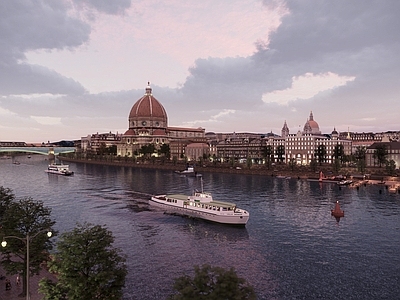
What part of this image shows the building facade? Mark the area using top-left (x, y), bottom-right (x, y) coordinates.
top-left (263, 112), bottom-right (352, 165)
top-left (117, 83), bottom-right (206, 159)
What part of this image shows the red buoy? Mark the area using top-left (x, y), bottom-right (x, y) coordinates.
top-left (331, 201), bottom-right (344, 220)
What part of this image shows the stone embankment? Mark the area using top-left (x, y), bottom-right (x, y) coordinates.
top-left (58, 157), bottom-right (400, 185)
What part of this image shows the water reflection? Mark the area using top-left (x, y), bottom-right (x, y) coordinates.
top-left (0, 159), bottom-right (399, 299)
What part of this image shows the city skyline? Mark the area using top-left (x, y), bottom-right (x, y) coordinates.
top-left (1, 0), bottom-right (399, 143)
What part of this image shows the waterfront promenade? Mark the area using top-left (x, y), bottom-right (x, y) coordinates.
top-left (58, 156), bottom-right (400, 185)
top-left (0, 260), bottom-right (56, 300)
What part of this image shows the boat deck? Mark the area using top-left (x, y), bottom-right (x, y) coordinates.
top-left (165, 194), bottom-right (236, 208)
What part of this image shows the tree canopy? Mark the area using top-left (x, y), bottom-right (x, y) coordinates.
top-left (373, 144), bottom-right (388, 167)
top-left (40, 222), bottom-right (127, 300)
top-left (168, 264), bottom-right (256, 300)
top-left (0, 195), bottom-right (56, 296)
top-left (314, 145), bottom-right (327, 165)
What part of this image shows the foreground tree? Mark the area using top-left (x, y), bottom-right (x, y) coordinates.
top-left (40, 222), bottom-right (127, 300)
top-left (0, 197), bottom-right (56, 297)
top-left (168, 264), bottom-right (256, 300)
top-left (0, 186), bottom-right (15, 223)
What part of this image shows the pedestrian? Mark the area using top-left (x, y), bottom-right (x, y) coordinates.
top-left (16, 274), bottom-right (21, 286)
top-left (5, 278), bottom-right (11, 290)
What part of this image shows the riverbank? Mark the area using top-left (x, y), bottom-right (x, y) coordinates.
top-left (0, 257), bottom-right (56, 300)
top-left (58, 156), bottom-right (400, 187)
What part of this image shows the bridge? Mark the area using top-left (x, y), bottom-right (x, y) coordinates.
top-left (0, 147), bottom-right (75, 156)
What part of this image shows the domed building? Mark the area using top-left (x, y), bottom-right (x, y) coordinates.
top-left (117, 83), bottom-right (206, 159)
top-left (303, 111), bottom-right (321, 135)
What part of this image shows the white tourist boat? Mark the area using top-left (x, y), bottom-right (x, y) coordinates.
top-left (45, 163), bottom-right (74, 176)
top-left (150, 182), bottom-right (249, 225)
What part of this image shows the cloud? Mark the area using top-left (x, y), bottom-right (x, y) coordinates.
top-left (180, 109), bottom-right (236, 128)
top-left (1, 0), bottom-right (400, 142)
top-left (262, 72), bottom-right (355, 105)
top-left (31, 116), bottom-right (62, 126)
top-left (72, 0), bottom-right (131, 15)
top-left (0, 0), bottom-right (132, 97)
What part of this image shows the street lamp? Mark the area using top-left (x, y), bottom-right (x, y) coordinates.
top-left (1, 229), bottom-right (52, 300)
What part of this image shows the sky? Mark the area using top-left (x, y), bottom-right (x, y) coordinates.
top-left (1, 0), bottom-right (399, 143)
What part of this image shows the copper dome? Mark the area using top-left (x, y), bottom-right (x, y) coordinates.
top-left (129, 84), bottom-right (167, 121)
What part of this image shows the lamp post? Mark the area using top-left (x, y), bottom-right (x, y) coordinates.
top-left (1, 229), bottom-right (52, 300)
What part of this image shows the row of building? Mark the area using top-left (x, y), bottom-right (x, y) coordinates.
top-left (78, 83), bottom-right (400, 168)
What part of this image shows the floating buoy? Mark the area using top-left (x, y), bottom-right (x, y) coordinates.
top-left (331, 201), bottom-right (344, 222)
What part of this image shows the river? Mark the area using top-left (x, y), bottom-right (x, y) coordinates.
top-left (1, 155), bottom-right (399, 299)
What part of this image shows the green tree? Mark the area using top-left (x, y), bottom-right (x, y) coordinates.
top-left (40, 222), bottom-right (127, 300)
top-left (139, 143), bottom-right (156, 159)
top-left (246, 157), bottom-right (252, 169)
top-left (288, 158), bottom-right (296, 171)
top-left (262, 145), bottom-right (273, 169)
top-left (314, 145), bottom-right (327, 165)
top-left (332, 144), bottom-right (344, 163)
top-left (373, 144), bottom-right (388, 167)
top-left (276, 145), bottom-right (285, 163)
top-left (386, 159), bottom-right (396, 176)
top-left (0, 186), bottom-right (14, 223)
top-left (354, 146), bottom-right (366, 173)
top-left (310, 157), bottom-right (318, 173)
top-left (332, 158), bottom-right (341, 174)
top-left (159, 143), bottom-right (171, 159)
top-left (1, 197), bottom-right (56, 297)
top-left (168, 264), bottom-right (256, 300)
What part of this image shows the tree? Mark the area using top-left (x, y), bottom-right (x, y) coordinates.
top-left (354, 146), bottom-right (366, 173)
top-left (139, 143), bottom-right (156, 159)
top-left (310, 157), bottom-right (318, 173)
top-left (276, 145), bottom-right (285, 163)
top-left (314, 145), bottom-right (327, 165)
top-left (332, 144), bottom-right (344, 163)
top-left (168, 264), bottom-right (256, 300)
top-left (288, 158), bottom-right (296, 171)
top-left (386, 159), bottom-right (396, 176)
top-left (262, 145), bottom-right (273, 169)
top-left (246, 157), bottom-right (252, 169)
top-left (0, 186), bottom-right (14, 223)
top-left (159, 143), bottom-right (171, 159)
top-left (373, 144), bottom-right (388, 167)
top-left (1, 197), bottom-right (56, 297)
top-left (40, 222), bottom-right (127, 300)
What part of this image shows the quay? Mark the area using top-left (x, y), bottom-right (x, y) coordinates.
top-left (0, 257), bottom-right (57, 300)
top-left (58, 156), bottom-right (400, 190)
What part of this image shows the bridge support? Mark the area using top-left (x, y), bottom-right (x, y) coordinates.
top-left (48, 147), bottom-right (55, 160)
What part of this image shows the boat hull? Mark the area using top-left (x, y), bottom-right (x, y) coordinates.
top-left (45, 170), bottom-right (74, 176)
top-left (149, 196), bottom-right (249, 225)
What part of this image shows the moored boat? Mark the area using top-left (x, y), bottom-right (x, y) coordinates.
top-left (150, 183), bottom-right (249, 225)
top-left (388, 185), bottom-right (398, 193)
top-left (337, 179), bottom-right (353, 186)
top-left (45, 163), bottom-right (74, 176)
top-left (175, 165), bottom-right (196, 176)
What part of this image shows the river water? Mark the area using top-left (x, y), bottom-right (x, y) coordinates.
top-left (1, 155), bottom-right (399, 299)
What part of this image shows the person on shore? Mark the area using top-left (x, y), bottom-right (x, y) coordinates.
top-left (16, 274), bottom-right (21, 286)
top-left (5, 278), bottom-right (11, 290)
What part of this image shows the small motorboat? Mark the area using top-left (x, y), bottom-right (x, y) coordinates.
top-left (175, 166), bottom-right (196, 176)
top-left (337, 179), bottom-right (352, 186)
top-left (388, 185), bottom-right (398, 193)
top-left (331, 201), bottom-right (344, 220)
